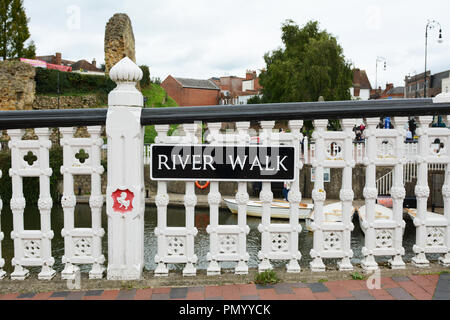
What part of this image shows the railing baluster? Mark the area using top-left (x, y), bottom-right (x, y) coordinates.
top-left (413, 116), bottom-right (450, 267)
top-left (8, 128), bottom-right (56, 280)
top-left (60, 126), bottom-right (105, 280)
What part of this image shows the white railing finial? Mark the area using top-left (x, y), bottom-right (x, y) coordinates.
top-left (108, 57), bottom-right (144, 107)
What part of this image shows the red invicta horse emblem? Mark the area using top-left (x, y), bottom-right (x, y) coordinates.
top-left (111, 189), bottom-right (134, 213)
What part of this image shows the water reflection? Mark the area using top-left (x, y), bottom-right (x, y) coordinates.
top-left (0, 203), bottom-right (428, 274)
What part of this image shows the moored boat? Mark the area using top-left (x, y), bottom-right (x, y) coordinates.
top-left (305, 202), bottom-right (355, 232)
top-left (404, 208), bottom-right (446, 222)
top-left (358, 204), bottom-right (404, 235)
top-left (223, 198), bottom-right (314, 220)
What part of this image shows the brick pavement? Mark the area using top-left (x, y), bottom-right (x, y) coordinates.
top-left (0, 274), bottom-right (448, 300)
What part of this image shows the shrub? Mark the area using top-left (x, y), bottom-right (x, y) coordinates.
top-left (35, 67), bottom-right (115, 96)
top-left (254, 270), bottom-right (280, 286)
top-left (140, 65), bottom-right (150, 88)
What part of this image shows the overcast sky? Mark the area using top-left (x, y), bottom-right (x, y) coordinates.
top-left (24, 0), bottom-right (450, 89)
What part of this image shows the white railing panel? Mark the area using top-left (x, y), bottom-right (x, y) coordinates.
top-left (60, 126), bottom-right (105, 280)
top-left (309, 119), bottom-right (355, 272)
top-left (412, 117), bottom-right (450, 267)
top-left (8, 128), bottom-right (56, 280)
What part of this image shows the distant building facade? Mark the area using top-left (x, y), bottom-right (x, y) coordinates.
top-left (36, 52), bottom-right (103, 75)
top-left (213, 70), bottom-right (262, 105)
top-left (161, 76), bottom-right (220, 106)
top-left (404, 70), bottom-right (450, 98)
top-left (370, 83), bottom-right (405, 99)
top-left (350, 69), bottom-right (372, 100)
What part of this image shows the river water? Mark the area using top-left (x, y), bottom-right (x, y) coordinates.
top-left (0, 204), bottom-right (427, 274)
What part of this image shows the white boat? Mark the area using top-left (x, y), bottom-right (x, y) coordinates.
top-left (358, 204), bottom-right (404, 235)
top-left (306, 202), bottom-right (356, 232)
top-left (223, 198), bottom-right (314, 220)
top-left (404, 208), bottom-right (446, 222)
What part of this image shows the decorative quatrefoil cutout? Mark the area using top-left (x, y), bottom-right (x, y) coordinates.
top-left (75, 149), bottom-right (89, 164)
top-left (23, 151), bottom-right (37, 166)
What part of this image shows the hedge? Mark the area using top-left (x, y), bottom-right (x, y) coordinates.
top-left (35, 67), bottom-right (116, 96)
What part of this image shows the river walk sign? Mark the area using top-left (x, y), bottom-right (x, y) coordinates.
top-left (150, 144), bottom-right (296, 182)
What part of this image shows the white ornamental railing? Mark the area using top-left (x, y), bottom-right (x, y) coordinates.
top-left (0, 57), bottom-right (449, 282)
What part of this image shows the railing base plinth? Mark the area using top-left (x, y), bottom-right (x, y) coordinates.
top-left (389, 256), bottom-right (406, 270)
top-left (286, 260), bottom-right (301, 273)
top-left (61, 265), bottom-right (80, 280)
top-left (11, 267), bottom-right (29, 281)
top-left (258, 259), bottom-right (272, 273)
top-left (310, 259), bottom-right (326, 272)
top-left (38, 267), bottom-right (56, 281)
top-left (89, 266), bottom-right (105, 280)
top-left (338, 258), bottom-right (353, 272)
top-left (182, 263), bottom-right (197, 277)
top-left (438, 255), bottom-right (450, 267)
top-left (411, 256), bottom-right (430, 268)
top-left (107, 265), bottom-right (142, 281)
top-left (235, 261), bottom-right (249, 275)
top-left (361, 260), bottom-right (379, 273)
top-left (207, 262), bottom-right (221, 276)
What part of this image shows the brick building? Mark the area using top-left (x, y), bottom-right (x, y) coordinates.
top-left (404, 70), bottom-right (450, 98)
top-left (161, 76), bottom-right (220, 106)
top-left (212, 70), bottom-right (262, 105)
top-left (36, 52), bottom-right (103, 74)
top-left (350, 69), bottom-right (372, 100)
top-left (371, 83), bottom-right (405, 99)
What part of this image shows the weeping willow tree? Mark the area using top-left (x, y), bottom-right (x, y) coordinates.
top-left (253, 20), bottom-right (353, 134)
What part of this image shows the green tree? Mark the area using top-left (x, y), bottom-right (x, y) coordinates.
top-left (0, 0), bottom-right (34, 60)
top-left (257, 20), bottom-right (352, 133)
top-left (139, 65), bottom-right (150, 88)
top-left (260, 20), bottom-right (352, 103)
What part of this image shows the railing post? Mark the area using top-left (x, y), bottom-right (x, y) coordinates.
top-left (412, 116), bottom-right (433, 267)
top-left (105, 57), bottom-right (145, 280)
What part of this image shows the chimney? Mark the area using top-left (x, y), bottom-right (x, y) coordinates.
top-left (246, 70), bottom-right (254, 80)
top-left (55, 52), bottom-right (62, 65)
top-left (385, 83), bottom-right (394, 91)
top-left (92, 58), bottom-right (97, 67)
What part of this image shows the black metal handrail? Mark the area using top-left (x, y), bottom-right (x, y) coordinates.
top-left (0, 98), bottom-right (449, 130)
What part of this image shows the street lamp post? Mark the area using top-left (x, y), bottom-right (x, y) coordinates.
top-left (424, 20), bottom-right (443, 98)
top-left (375, 56), bottom-right (386, 91)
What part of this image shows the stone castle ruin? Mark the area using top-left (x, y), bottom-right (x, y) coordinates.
top-left (104, 13), bottom-right (137, 73)
top-left (0, 61), bottom-right (35, 111)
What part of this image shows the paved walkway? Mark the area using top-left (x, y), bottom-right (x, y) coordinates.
top-left (0, 274), bottom-right (448, 300)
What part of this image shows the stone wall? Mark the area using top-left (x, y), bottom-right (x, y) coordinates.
top-left (33, 94), bottom-right (101, 110)
top-left (104, 13), bottom-right (136, 73)
top-left (0, 61), bottom-right (35, 111)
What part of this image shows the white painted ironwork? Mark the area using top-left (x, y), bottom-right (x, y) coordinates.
top-left (412, 115), bottom-right (450, 267)
top-left (205, 122), bottom-right (250, 275)
top-left (361, 117), bottom-right (408, 271)
top-left (309, 119), bottom-right (355, 271)
top-left (256, 120), bottom-right (303, 273)
top-left (105, 57), bottom-right (145, 280)
top-left (8, 128), bottom-right (56, 280)
top-left (154, 123), bottom-right (200, 276)
top-left (60, 126), bottom-right (105, 279)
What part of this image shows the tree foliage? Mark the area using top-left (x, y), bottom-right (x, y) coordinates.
top-left (259, 20), bottom-right (352, 103)
top-left (0, 0), bottom-right (35, 60)
top-left (139, 65), bottom-right (150, 88)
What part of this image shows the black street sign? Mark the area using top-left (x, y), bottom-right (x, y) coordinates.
top-left (150, 144), bottom-right (296, 182)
